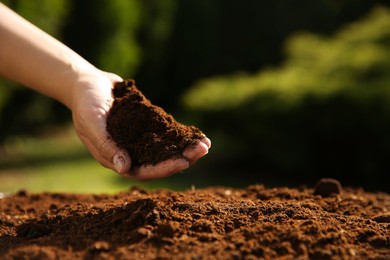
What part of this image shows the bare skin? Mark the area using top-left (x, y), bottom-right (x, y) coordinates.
top-left (0, 3), bottom-right (211, 181)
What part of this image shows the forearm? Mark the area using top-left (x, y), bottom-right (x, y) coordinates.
top-left (0, 3), bottom-right (98, 109)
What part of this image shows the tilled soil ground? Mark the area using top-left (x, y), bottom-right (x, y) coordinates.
top-left (0, 184), bottom-right (389, 259)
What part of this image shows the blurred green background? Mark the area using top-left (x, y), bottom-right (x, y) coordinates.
top-left (1, 0), bottom-right (390, 193)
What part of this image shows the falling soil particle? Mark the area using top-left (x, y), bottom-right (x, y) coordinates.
top-left (0, 184), bottom-right (389, 259)
top-left (106, 79), bottom-right (204, 168)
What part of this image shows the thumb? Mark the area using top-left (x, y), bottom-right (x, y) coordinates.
top-left (76, 129), bottom-right (131, 175)
top-left (112, 149), bottom-right (131, 174)
top-left (95, 137), bottom-right (132, 175)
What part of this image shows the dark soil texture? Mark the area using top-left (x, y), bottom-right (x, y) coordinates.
top-left (0, 183), bottom-right (389, 259)
top-left (106, 80), bottom-right (204, 168)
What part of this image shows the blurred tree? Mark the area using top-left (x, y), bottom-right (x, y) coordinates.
top-left (183, 7), bottom-right (390, 191)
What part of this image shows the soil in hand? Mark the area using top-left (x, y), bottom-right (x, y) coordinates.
top-left (106, 79), bottom-right (204, 168)
top-left (0, 183), bottom-right (389, 259)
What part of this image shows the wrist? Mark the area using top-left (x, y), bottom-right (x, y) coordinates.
top-left (63, 62), bottom-right (101, 110)
top-left (68, 66), bottom-right (120, 115)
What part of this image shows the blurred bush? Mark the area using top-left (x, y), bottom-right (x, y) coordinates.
top-left (135, 0), bottom-right (389, 109)
top-left (183, 7), bottom-right (390, 191)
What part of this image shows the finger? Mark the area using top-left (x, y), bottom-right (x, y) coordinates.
top-left (77, 134), bottom-right (112, 169)
top-left (123, 159), bottom-right (190, 181)
top-left (200, 136), bottom-right (212, 148)
top-left (183, 140), bottom-right (210, 165)
top-left (77, 129), bottom-right (131, 174)
top-left (95, 136), bottom-right (131, 174)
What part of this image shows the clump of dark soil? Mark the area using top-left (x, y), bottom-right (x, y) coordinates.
top-left (106, 80), bottom-right (204, 167)
top-left (0, 183), bottom-right (389, 259)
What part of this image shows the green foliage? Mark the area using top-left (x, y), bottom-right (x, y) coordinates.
top-left (184, 7), bottom-right (390, 110)
top-left (94, 0), bottom-right (141, 76)
top-left (136, 0), bottom-right (388, 108)
top-left (182, 7), bottom-right (390, 191)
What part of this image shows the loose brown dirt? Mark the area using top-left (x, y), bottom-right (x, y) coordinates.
top-left (106, 80), bottom-right (204, 168)
top-left (0, 183), bottom-right (389, 259)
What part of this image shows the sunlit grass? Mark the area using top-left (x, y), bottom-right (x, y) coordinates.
top-left (0, 124), bottom-right (253, 194)
top-left (0, 159), bottom-right (128, 194)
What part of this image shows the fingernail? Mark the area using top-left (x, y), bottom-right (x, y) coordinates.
top-left (202, 137), bottom-right (212, 148)
top-left (113, 153), bottom-right (125, 173)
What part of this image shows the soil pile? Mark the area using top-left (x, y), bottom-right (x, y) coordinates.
top-left (0, 184), bottom-right (389, 259)
top-left (106, 80), bottom-right (204, 167)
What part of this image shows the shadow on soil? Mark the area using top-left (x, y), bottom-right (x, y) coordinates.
top-left (1, 198), bottom-right (161, 256)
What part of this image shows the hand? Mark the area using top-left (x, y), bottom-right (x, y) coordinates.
top-left (71, 69), bottom-right (211, 181)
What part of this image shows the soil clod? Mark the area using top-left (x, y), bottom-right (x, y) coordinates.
top-left (313, 178), bottom-right (342, 197)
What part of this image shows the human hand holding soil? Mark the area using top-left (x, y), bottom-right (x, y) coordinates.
top-left (106, 79), bottom-right (211, 181)
top-left (72, 74), bottom-right (211, 181)
top-left (0, 3), bottom-right (211, 180)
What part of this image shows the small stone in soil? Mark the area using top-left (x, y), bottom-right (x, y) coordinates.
top-left (313, 178), bottom-right (342, 197)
